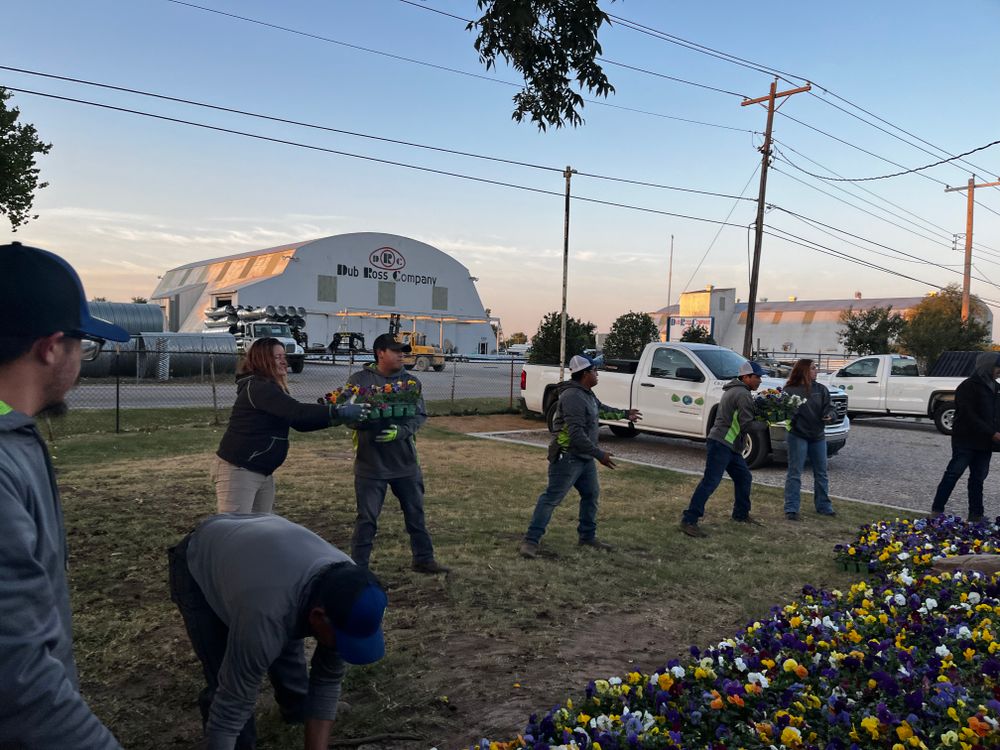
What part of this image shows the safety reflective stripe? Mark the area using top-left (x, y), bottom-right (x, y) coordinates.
top-left (0, 400), bottom-right (11, 416)
top-left (724, 410), bottom-right (741, 445)
top-left (557, 427), bottom-right (570, 449)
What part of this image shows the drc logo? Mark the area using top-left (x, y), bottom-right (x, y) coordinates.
top-left (369, 246), bottom-right (406, 271)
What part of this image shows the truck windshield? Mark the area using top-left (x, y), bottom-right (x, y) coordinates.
top-left (252, 324), bottom-right (292, 338)
top-left (695, 348), bottom-right (749, 379)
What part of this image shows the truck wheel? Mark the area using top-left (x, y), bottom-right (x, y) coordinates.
top-left (412, 355), bottom-right (430, 372)
top-left (933, 402), bottom-right (955, 435)
top-left (545, 400), bottom-right (559, 432)
top-left (741, 430), bottom-right (771, 469)
top-left (290, 358), bottom-right (305, 374)
top-left (609, 425), bottom-right (639, 439)
top-left (432, 363), bottom-right (446, 372)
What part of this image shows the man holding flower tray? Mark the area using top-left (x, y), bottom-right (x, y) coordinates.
top-left (344, 333), bottom-right (449, 574)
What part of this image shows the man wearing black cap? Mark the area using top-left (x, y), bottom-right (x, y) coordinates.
top-left (930, 351), bottom-right (1000, 522)
top-left (168, 513), bottom-right (388, 750)
top-left (679, 360), bottom-right (766, 537)
top-left (344, 332), bottom-right (448, 574)
top-left (0, 242), bottom-right (129, 747)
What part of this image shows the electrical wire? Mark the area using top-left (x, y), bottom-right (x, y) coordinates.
top-left (4, 85), bottom-right (753, 229)
top-left (0, 65), bottom-right (761, 201)
top-left (163, 0), bottom-right (751, 132)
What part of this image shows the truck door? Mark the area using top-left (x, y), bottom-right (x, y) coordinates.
top-left (884, 356), bottom-right (924, 413)
top-left (829, 356), bottom-right (884, 412)
top-left (635, 346), bottom-right (706, 437)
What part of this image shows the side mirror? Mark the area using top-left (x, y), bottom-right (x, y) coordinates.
top-left (835, 369), bottom-right (848, 377)
top-left (675, 367), bottom-right (705, 382)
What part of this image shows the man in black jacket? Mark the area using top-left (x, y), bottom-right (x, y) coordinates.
top-left (930, 351), bottom-right (1000, 522)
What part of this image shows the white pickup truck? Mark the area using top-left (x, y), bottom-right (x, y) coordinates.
top-left (519, 342), bottom-right (851, 468)
top-left (818, 353), bottom-right (961, 434)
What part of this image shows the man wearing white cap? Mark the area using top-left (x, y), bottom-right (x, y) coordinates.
top-left (519, 354), bottom-right (640, 558)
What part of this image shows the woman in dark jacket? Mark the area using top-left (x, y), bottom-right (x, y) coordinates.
top-left (213, 337), bottom-right (367, 513)
top-left (782, 358), bottom-right (837, 520)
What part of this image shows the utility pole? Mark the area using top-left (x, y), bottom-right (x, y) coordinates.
top-left (666, 234), bottom-right (674, 341)
top-left (739, 79), bottom-right (811, 358)
top-left (558, 165), bottom-right (577, 382)
top-left (944, 176), bottom-right (1000, 320)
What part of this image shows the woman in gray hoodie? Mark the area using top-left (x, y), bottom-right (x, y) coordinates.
top-left (783, 359), bottom-right (837, 520)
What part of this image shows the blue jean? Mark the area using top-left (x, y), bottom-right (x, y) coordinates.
top-left (352, 474), bottom-right (435, 567)
top-left (525, 453), bottom-right (600, 543)
top-left (682, 439), bottom-right (752, 525)
top-left (168, 536), bottom-right (308, 749)
top-left (784, 433), bottom-right (833, 514)
top-left (931, 447), bottom-right (990, 516)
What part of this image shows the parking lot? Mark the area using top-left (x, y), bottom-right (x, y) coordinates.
top-left (478, 416), bottom-right (987, 519)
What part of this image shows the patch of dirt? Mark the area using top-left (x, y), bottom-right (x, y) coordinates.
top-left (430, 414), bottom-right (543, 434)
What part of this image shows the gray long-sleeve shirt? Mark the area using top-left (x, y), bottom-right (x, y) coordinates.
top-left (707, 378), bottom-right (763, 453)
top-left (0, 408), bottom-right (122, 749)
top-left (550, 380), bottom-right (621, 461)
top-left (345, 364), bottom-right (426, 479)
top-left (186, 514), bottom-right (352, 749)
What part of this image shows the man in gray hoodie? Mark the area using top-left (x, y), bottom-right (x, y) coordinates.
top-left (519, 354), bottom-right (640, 558)
top-left (345, 333), bottom-right (448, 574)
top-left (0, 242), bottom-right (129, 748)
top-left (679, 360), bottom-right (766, 537)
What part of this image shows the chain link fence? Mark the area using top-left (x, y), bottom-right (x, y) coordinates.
top-left (66, 348), bottom-right (526, 432)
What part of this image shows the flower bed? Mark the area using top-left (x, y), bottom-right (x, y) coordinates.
top-left (834, 516), bottom-right (1000, 575)
top-left (473, 518), bottom-right (1000, 749)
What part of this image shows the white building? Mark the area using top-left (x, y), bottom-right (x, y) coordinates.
top-left (651, 286), bottom-right (991, 354)
top-left (150, 232), bottom-right (499, 354)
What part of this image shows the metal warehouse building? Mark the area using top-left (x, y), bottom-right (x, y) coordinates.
top-left (150, 232), bottom-right (499, 354)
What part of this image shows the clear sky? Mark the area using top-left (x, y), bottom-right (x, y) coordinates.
top-left (5, 0), bottom-right (1000, 339)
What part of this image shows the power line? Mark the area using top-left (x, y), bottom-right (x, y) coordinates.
top-left (163, 0), bottom-right (751, 132)
top-left (0, 65), bottom-right (760, 201)
top-left (4, 85), bottom-right (753, 229)
top-left (776, 134), bottom-right (1000, 183)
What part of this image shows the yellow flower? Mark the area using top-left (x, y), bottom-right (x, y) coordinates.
top-left (627, 671), bottom-right (642, 685)
top-left (897, 722), bottom-right (914, 740)
top-left (861, 716), bottom-right (881, 739)
top-left (940, 730), bottom-right (959, 746)
top-left (780, 726), bottom-right (802, 746)
top-left (657, 673), bottom-right (673, 691)
top-left (576, 713), bottom-right (591, 725)
top-left (782, 658), bottom-right (799, 673)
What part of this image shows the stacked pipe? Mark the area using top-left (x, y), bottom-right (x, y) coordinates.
top-left (203, 304), bottom-right (307, 346)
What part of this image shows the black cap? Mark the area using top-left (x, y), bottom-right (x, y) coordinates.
top-left (372, 333), bottom-right (411, 353)
top-left (0, 242), bottom-right (129, 342)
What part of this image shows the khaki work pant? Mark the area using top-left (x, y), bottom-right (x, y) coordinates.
top-left (211, 456), bottom-right (275, 514)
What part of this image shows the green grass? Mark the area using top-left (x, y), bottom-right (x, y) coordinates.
top-left (53, 416), bottom-right (898, 749)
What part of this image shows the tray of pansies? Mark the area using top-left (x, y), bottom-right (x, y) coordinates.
top-left (322, 380), bottom-right (421, 420)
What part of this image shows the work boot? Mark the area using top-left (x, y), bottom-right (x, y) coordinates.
top-left (679, 522), bottom-right (707, 538)
top-left (519, 540), bottom-right (539, 559)
top-left (930, 511), bottom-right (945, 519)
top-left (785, 512), bottom-right (800, 521)
top-left (732, 514), bottom-right (765, 526)
top-left (578, 537), bottom-right (614, 552)
top-left (412, 559), bottom-right (450, 575)
top-left (817, 509), bottom-right (837, 517)
top-left (968, 513), bottom-right (985, 523)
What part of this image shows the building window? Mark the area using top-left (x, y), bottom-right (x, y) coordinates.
top-left (317, 275), bottom-right (337, 302)
top-left (378, 281), bottom-right (396, 306)
top-left (718, 296), bottom-right (726, 311)
top-left (432, 285), bottom-right (448, 310)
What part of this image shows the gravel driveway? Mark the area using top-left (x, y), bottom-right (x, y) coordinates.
top-left (474, 417), bottom-right (994, 518)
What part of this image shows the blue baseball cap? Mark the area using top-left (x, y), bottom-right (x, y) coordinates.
top-left (1, 242), bottom-right (129, 342)
top-left (318, 564), bottom-right (388, 665)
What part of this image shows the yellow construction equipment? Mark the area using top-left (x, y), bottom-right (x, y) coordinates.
top-left (389, 314), bottom-right (445, 372)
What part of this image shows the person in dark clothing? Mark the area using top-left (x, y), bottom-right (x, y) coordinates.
top-left (679, 360), bottom-right (766, 538)
top-left (0, 242), bottom-right (129, 748)
top-left (214, 337), bottom-right (368, 513)
top-left (519, 354), bottom-right (641, 559)
top-left (345, 333), bottom-right (448, 574)
top-left (930, 351), bottom-right (1000, 522)
top-left (782, 358), bottom-right (838, 520)
top-left (168, 513), bottom-right (388, 750)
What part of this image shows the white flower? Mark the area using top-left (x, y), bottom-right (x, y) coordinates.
top-left (894, 593), bottom-right (906, 606)
top-left (671, 666), bottom-right (686, 679)
top-left (969, 592), bottom-right (982, 605)
top-left (748, 672), bottom-right (770, 688)
top-left (822, 615), bottom-right (837, 630)
top-left (935, 645), bottom-right (951, 658)
top-left (898, 570), bottom-right (914, 586)
top-left (925, 597), bottom-right (938, 610)
top-left (608, 677), bottom-right (622, 686)
top-left (898, 665), bottom-right (910, 677)
top-left (957, 626), bottom-right (972, 638)
top-left (734, 657), bottom-right (748, 672)
top-left (897, 552), bottom-right (910, 560)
